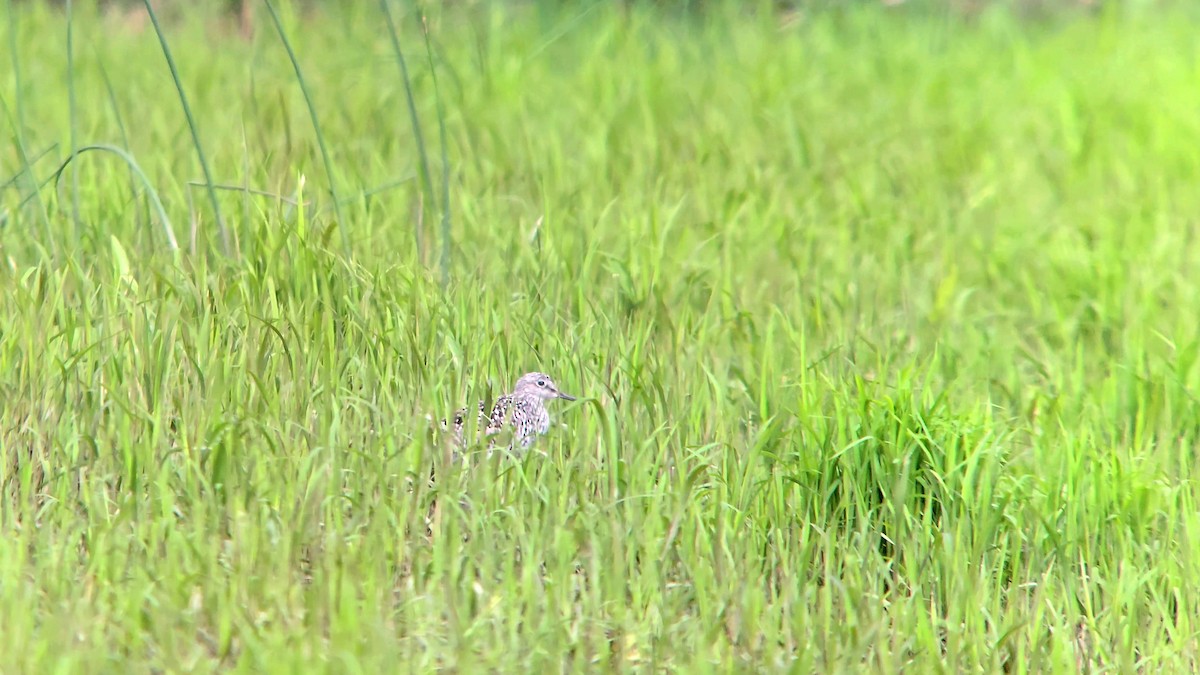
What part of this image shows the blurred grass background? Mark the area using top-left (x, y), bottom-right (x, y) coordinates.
top-left (2, 0), bottom-right (1200, 671)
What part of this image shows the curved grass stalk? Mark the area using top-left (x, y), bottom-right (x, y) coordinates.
top-left (51, 144), bottom-right (179, 252)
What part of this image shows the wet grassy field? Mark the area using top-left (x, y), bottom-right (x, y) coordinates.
top-left (2, 1), bottom-right (1199, 671)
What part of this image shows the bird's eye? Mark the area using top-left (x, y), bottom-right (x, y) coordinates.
top-left (536, 380), bottom-right (546, 387)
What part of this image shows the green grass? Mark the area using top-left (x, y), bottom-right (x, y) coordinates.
top-left (2, 0), bottom-right (1200, 671)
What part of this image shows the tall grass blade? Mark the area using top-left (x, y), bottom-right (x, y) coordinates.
top-left (98, 59), bottom-right (144, 237)
top-left (65, 0), bottom-right (81, 241)
top-left (420, 14), bottom-right (452, 287)
top-left (4, 0), bottom-right (52, 252)
top-left (0, 144), bottom-right (58, 194)
top-left (263, 0), bottom-right (351, 260)
top-left (380, 0), bottom-right (436, 269)
top-left (140, 0), bottom-right (228, 254)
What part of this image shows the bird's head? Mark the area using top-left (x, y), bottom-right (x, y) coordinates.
top-left (513, 372), bottom-right (576, 401)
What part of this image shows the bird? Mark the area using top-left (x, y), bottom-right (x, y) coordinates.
top-left (441, 371), bottom-right (578, 458)
top-left (425, 372), bottom-right (576, 537)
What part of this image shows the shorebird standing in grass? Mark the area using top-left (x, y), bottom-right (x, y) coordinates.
top-left (443, 371), bottom-right (578, 458)
top-left (426, 372), bottom-right (577, 536)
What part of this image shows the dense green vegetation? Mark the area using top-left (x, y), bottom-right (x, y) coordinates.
top-left (2, 1), bottom-right (1199, 671)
